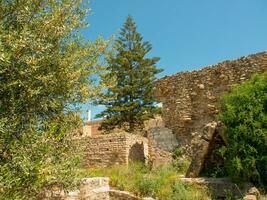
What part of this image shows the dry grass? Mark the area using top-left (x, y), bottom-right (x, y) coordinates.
top-left (87, 162), bottom-right (212, 200)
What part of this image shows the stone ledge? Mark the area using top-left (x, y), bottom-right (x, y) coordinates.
top-left (109, 189), bottom-right (156, 200)
top-left (180, 177), bottom-right (261, 199)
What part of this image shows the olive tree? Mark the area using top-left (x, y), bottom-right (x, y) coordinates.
top-left (0, 0), bottom-right (107, 199)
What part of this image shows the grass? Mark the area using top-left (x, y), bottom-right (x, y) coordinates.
top-left (87, 162), bottom-right (212, 200)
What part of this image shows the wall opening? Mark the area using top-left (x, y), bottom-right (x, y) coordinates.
top-left (128, 142), bottom-right (146, 163)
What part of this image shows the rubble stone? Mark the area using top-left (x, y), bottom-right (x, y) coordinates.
top-left (243, 195), bottom-right (257, 200)
top-left (186, 121), bottom-right (226, 177)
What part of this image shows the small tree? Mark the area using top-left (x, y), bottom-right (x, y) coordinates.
top-left (97, 16), bottom-right (162, 132)
top-left (218, 72), bottom-right (267, 188)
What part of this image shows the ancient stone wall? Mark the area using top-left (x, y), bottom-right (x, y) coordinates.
top-left (83, 133), bottom-right (148, 168)
top-left (155, 52), bottom-right (267, 149)
top-left (109, 190), bottom-right (140, 200)
top-left (126, 134), bottom-right (149, 164)
top-left (83, 116), bottom-right (164, 137)
top-left (148, 127), bottom-right (178, 166)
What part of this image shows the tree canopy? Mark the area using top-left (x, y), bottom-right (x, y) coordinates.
top-left (0, 0), bottom-right (107, 199)
top-left (97, 16), bottom-right (162, 132)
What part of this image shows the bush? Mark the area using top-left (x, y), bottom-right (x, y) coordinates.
top-left (171, 146), bottom-right (190, 173)
top-left (218, 72), bottom-right (267, 188)
top-left (170, 182), bottom-right (211, 200)
top-left (172, 146), bottom-right (184, 159)
top-left (0, 122), bottom-right (84, 199)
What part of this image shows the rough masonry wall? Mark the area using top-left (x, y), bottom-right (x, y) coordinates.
top-left (83, 133), bottom-right (148, 168)
top-left (126, 134), bottom-right (148, 164)
top-left (83, 120), bottom-right (102, 137)
top-left (148, 127), bottom-right (178, 166)
top-left (155, 52), bottom-right (267, 149)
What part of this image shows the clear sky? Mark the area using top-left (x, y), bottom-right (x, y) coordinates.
top-left (81, 0), bottom-right (267, 120)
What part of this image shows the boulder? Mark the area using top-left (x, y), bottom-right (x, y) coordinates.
top-left (243, 186), bottom-right (261, 200)
top-left (186, 121), bottom-right (226, 178)
top-left (180, 177), bottom-right (241, 198)
top-left (243, 195), bottom-right (257, 200)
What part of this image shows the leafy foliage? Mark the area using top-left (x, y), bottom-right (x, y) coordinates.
top-left (0, 0), bottom-right (106, 199)
top-left (218, 72), bottom-right (267, 188)
top-left (172, 146), bottom-right (184, 159)
top-left (97, 16), bottom-right (162, 132)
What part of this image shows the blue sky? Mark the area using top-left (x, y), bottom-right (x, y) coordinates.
top-left (81, 0), bottom-right (267, 120)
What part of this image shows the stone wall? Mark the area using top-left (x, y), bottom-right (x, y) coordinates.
top-left (83, 120), bottom-right (102, 137)
top-left (83, 116), bottom-right (164, 137)
top-left (109, 190), bottom-right (140, 200)
top-left (148, 127), bottom-right (178, 166)
top-left (109, 190), bottom-right (156, 200)
top-left (83, 133), bottom-right (148, 168)
top-left (155, 52), bottom-right (267, 149)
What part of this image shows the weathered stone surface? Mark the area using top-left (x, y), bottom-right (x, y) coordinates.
top-left (247, 187), bottom-right (260, 197)
top-left (180, 177), bottom-right (262, 199)
top-left (201, 121), bottom-right (217, 141)
top-left (42, 178), bottom-right (157, 200)
top-left (155, 52), bottom-right (267, 150)
top-left (83, 115), bottom-right (164, 137)
top-left (186, 121), bottom-right (226, 178)
top-left (83, 133), bottom-right (148, 168)
top-left (180, 177), bottom-right (241, 198)
top-left (148, 127), bottom-right (178, 152)
top-left (186, 139), bottom-right (210, 178)
top-left (79, 178), bottom-right (110, 200)
top-left (147, 127), bottom-right (178, 166)
top-left (41, 177), bottom-right (110, 200)
top-left (144, 115), bottom-right (165, 131)
top-left (243, 195), bottom-right (257, 200)
top-left (109, 190), bottom-right (156, 200)
top-left (243, 186), bottom-right (261, 200)
top-left (109, 190), bottom-right (140, 200)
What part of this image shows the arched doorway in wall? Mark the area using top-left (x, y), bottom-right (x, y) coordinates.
top-left (128, 142), bottom-right (146, 163)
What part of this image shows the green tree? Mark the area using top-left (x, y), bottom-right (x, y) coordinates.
top-left (218, 72), bottom-right (267, 188)
top-left (0, 0), bottom-right (107, 199)
top-left (97, 16), bottom-right (162, 132)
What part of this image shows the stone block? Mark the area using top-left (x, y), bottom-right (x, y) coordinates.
top-left (83, 133), bottom-right (148, 168)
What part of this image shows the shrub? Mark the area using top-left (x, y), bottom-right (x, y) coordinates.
top-left (0, 124), bottom-right (84, 199)
top-left (171, 146), bottom-right (190, 173)
top-left (172, 146), bottom-right (184, 159)
top-left (218, 72), bottom-right (267, 188)
top-left (170, 182), bottom-right (211, 200)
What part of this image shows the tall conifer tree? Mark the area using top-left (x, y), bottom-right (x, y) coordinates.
top-left (98, 16), bottom-right (162, 132)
